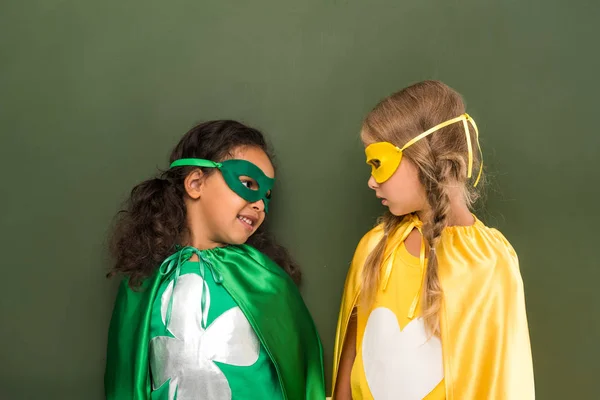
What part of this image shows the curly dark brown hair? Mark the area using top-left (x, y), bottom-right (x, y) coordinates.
top-left (108, 120), bottom-right (301, 287)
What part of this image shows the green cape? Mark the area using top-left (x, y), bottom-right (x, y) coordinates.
top-left (105, 245), bottom-right (325, 400)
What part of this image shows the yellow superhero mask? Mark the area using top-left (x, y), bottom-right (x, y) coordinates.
top-left (365, 113), bottom-right (483, 185)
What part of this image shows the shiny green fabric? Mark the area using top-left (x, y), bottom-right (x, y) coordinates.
top-left (105, 245), bottom-right (325, 400)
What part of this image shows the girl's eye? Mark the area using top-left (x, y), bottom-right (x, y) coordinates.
top-left (265, 190), bottom-right (272, 199)
top-left (240, 177), bottom-right (259, 190)
top-left (369, 159), bottom-right (381, 169)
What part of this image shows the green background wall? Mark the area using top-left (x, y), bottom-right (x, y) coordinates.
top-left (1, 0), bottom-right (598, 398)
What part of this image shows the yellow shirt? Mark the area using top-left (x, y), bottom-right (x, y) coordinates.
top-left (332, 214), bottom-right (535, 400)
top-left (351, 242), bottom-right (445, 399)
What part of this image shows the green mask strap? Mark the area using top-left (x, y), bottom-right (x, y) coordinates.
top-left (170, 158), bottom-right (275, 212)
top-left (170, 158), bottom-right (222, 169)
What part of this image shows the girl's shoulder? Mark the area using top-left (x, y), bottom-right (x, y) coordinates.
top-left (353, 215), bottom-right (518, 262)
top-left (442, 216), bottom-right (518, 260)
top-left (352, 215), bottom-right (414, 263)
top-left (357, 223), bottom-right (386, 253)
top-left (441, 217), bottom-right (523, 287)
top-left (230, 244), bottom-right (300, 286)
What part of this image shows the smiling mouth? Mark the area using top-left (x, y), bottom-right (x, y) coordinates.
top-left (237, 215), bottom-right (256, 231)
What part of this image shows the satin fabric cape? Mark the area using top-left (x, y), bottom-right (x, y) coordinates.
top-left (105, 245), bottom-right (325, 400)
top-left (332, 215), bottom-right (535, 399)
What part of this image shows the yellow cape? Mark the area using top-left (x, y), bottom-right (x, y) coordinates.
top-left (332, 215), bottom-right (535, 399)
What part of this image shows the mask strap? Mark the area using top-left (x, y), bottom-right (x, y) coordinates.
top-left (170, 159), bottom-right (222, 169)
top-left (462, 117), bottom-right (474, 180)
top-left (400, 114), bottom-right (484, 187)
top-left (466, 114), bottom-right (484, 187)
top-left (400, 115), bottom-right (467, 151)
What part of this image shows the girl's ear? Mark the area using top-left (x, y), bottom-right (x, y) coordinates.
top-left (184, 169), bottom-right (205, 200)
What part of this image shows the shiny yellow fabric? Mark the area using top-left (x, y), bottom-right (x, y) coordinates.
top-left (332, 214), bottom-right (535, 399)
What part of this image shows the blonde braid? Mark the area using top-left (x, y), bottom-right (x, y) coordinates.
top-left (421, 160), bottom-right (452, 336)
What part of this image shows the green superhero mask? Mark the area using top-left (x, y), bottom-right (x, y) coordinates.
top-left (170, 158), bottom-right (275, 212)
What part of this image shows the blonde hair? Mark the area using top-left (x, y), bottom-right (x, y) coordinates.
top-left (360, 80), bottom-right (483, 335)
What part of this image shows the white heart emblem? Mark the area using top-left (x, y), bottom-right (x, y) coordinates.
top-left (362, 307), bottom-right (443, 400)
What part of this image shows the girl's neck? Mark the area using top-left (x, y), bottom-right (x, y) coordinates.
top-left (183, 205), bottom-right (228, 250)
top-left (182, 227), bottom-right (226, 251)
top-left (185, 235), bottom-right (227, 251)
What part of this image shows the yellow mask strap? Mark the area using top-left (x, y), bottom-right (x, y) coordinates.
top-left (465, 114), bottom-right (483, 187)
top-left (367, 113), bottom-right (483, 186)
